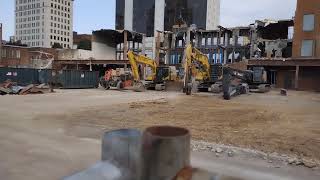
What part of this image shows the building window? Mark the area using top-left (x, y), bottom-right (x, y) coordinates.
top-left (201, 38), bottom-right (206, 46)
top-left (303, 14), bottom-right (315, 32)
top-left (2, 49), bottom-right (6, 58)
top-left (301, 40), bottom-right (314, 57)
top-left (207, 37), bottom-right (212, 46)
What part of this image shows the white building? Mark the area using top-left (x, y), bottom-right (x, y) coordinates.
top-left (15, 0), bottom-right (74, 48)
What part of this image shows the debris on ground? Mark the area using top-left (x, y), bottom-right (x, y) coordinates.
top-left (0, 79), bottom-right (53, 96)
top-left (129, 98), bottom-right (168, 108)
top-left (281, 89), bottom-right (287, 96)
top-left (191, 140), bottom-right (319, 169)
top-left (215, 147), bottom-right (223, 153)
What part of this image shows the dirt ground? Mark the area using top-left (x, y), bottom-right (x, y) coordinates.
top-left (52, 90), bottom-right (320, 161)
top-left (0, 89), bottom-right (320, 179)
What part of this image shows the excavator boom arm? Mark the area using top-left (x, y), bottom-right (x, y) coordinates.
top-left (127, 51), bottom-right (157, 81)
top-left (183, 44), bottom-right (211, 84)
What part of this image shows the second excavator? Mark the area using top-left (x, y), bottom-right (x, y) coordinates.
top-left (183, 44), bottom-right (213, 95)
top-left (127, 51), bottom-right (176, 92)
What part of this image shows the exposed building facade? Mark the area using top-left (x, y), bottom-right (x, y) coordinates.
top-left (15, 0), bottom-right (74, 49)
top-left (292, 0), bottom-right (320, 58)
top-left (159, 19), bottom-right (293, 66)
top-left (116, 0), bottom-right (220, 37)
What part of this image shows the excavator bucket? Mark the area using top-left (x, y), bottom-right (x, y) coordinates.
top-left (133, 82), bottom-right (146, 92)
top-left (165, 81), bottom-right (184, 92)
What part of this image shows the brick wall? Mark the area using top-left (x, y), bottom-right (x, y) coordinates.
top-left (298, 67), bottom-right (320, 91)
top-left (0, 45), bottom-right (58, 68)
top-left (0, 46), bottom-right (30, 67)
top-left (292, 0), bottom-right (320, 58)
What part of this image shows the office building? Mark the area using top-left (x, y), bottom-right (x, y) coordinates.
top-left (116, 0), bottom-right (220, 37)
top-left (15, 0), bottom-right (74, 48)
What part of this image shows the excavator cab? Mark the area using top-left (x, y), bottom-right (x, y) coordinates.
top-left (183, 44), bottom-right (211, 95)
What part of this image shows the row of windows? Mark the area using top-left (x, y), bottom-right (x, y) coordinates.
top-left (17, 28), bottom-right (41, 35)
top-left (50, 35), bottom-right (70, 42)
top-left (16, 3), bottom-right (42, 11)
top-left (1, 49), bottom-right (21, 59)
top-left (51, 3), bottom-right (71, 12)
top-left (50, 42), bottom-right (70, 48)
top-left (50, 29), bottom-right (70, 36)
top-left (16, 8), bottom-right (42, 16)
top-left (16, 15), bottom-right (41, 23)
top-left (50, 9), bottom-right (71, 18)
top-left (16, 21), bottom-right (42, 29)
top-left (301, 14), bottom-right (317, 57)
top-left (27, 41), bottom-right (42, 47)
top-left (52, 0), bottom-right (71, 7)
top-left (50, 22), bottom-right (70, 30)
top-left (50, 16), bottom-right (70, 24)
top-left (17, 34), bottom-right (42, 41)
top-left (17, 0), bottom-right (39, 5)
top-left (16, 28), bottom-right (44, 35)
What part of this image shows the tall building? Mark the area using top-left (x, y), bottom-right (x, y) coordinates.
top-left (116, 0), bottom-right (220, 37)
top-left (15, 0), bottom-right (74, 48)
top-left (292, 0), bottom-right (320, 58)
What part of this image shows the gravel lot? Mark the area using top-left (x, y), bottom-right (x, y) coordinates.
top-left (0, 89), bottom-right (319, 179)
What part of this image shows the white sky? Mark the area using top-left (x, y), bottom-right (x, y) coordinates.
top-left (220, 0), bottom-right (297, 27)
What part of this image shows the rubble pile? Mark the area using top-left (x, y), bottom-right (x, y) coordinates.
top-left (0, 79), bottom-right (52, 96)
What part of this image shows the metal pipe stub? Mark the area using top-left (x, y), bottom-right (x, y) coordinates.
top-left (142, 126), bottom-right (191, 180)
top-left (101, 129), bottom-right (142, 180)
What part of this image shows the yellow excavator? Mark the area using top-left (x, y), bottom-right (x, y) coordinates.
top-left (127, 51), bottom-right (176, 92)
top-left (183, 44), bottom-right (211, 95)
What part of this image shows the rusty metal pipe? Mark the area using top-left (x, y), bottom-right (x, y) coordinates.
top-left (101, 129), bottom-right (142, 180)
top-left (142, 126), bottom-right (191, 180)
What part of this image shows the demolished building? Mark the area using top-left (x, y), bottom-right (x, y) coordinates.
top-left (160, 19), bottom-right (294, 67)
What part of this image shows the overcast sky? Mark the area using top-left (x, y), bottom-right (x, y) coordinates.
top-left (0, 0), bottom-right (297, 40)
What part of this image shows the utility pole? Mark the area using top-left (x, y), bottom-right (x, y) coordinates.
top-left (123, 30), bottom-right (128, 69)
top-left (0, 23), bottom-right (2, 61)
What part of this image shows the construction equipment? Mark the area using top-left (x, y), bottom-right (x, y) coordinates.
top-left (183, 44), bottom-right (211, 95)
top-left (99, 69), bottom-right (133, 90)
top-left (127, 51), bottom-right (176, 92)
top-left (222, 67), bottom-right (270, 100)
